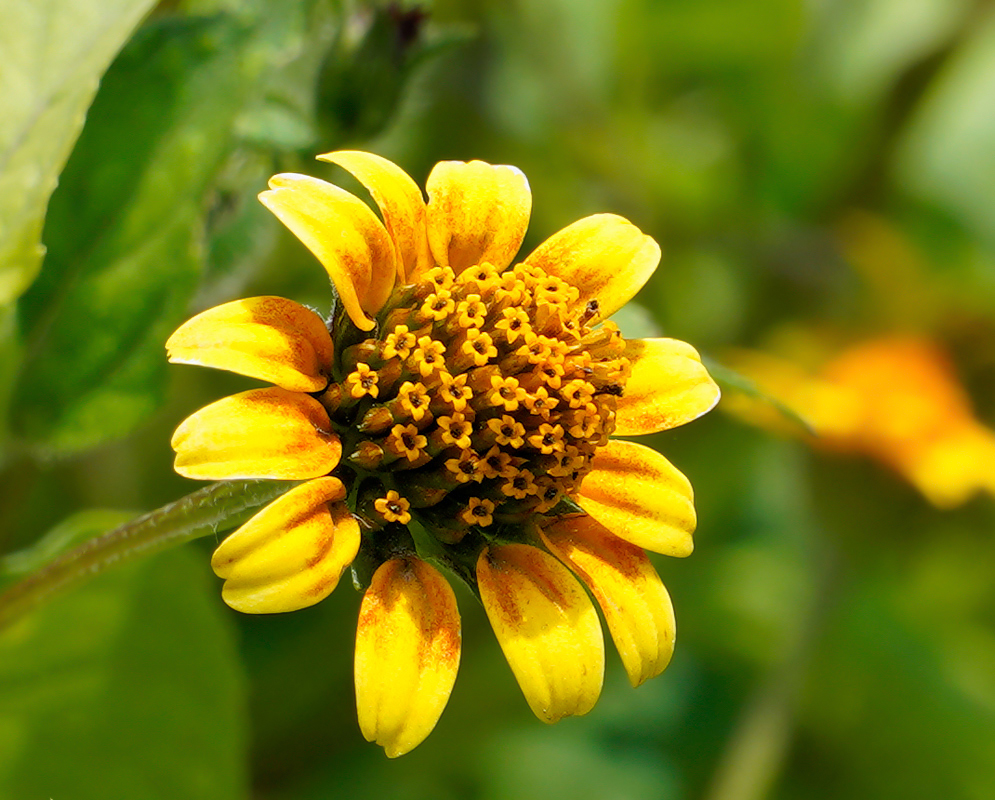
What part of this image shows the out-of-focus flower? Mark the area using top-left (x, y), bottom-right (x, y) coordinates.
top-left (729, 336), bottom-right (995, 508)
top-left (167, 151), bottom-right (720, 755)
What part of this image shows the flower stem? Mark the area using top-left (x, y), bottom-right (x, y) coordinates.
top-left (0, 479), bottom-right (297, 631)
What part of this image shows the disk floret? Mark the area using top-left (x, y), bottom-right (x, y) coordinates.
top-left (323, 261), bottom-right (631, 548)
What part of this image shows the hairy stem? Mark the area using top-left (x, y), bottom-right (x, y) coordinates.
top-left (0, 479), bottom-right (296, 631)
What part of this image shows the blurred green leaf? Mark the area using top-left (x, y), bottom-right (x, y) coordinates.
top-left (895, 9), bottom-right (995, 248)
top-left (12, 15), bottom-right (256, 456)
top-left (0, 545), bottom-right (246, 799)
top-left (0, 0), bottom-right (157, 306)
top-left (316, 5), bottom-right (472, 144)
top-left (813, 0), bottom-right (970, 105)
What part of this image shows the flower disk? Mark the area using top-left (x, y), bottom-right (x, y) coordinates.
top-left (167, 150), bottom-right (721, 757)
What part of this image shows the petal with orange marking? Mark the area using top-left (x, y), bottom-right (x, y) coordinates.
top-left (166, 296), bottom-right (334, 392)
top-left (524, 214), bottom-right (660, 320)
top-left (355, 557), bottom-right (461, 758)
top-left (259, 174), bottom-right (395, 330)
top-left (477, 544), bottom-right (604, 722)
top-left (171, 387), bottom-right (341, 480)
top-left (211, 478), bottom-right (359, 613)
top-left (614, 338), bottom-right (720, 435)
top-left (542, 515), bottom-right (676, 687)
top-left (425, 160), bottom-right (531, 273)
top-left (576, 439), bottom-right (695, 557)
top-left (318, 151), bottom-right (431, 282)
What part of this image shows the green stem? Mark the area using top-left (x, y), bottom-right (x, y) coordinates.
top-left (0, 479), bottom-right (296, 631)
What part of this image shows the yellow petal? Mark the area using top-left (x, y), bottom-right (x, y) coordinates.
top-left (477, 543), bottom-right (604, 722)
top-left (166, 296), bottom-right (334, 392)
top-left (614, 338), bottom-right (720, 435)
top-left (355, 557), bottom-right (461, 758)
top-left (425, 160), bottom-right (531, 273)
top-left (211, 478), bottom-right (358, 613)
top-left (524, 214), bottom-right (660, 320)
top-left (318, 151), bottom-right (431, 283)
top-left (542, 515), bottom-right (676, 687)
top-left (171, 387), bottom-right (341, 480)
top-left (576, 439), bottom-right (695, 557)
top-left (259, 174), bottom-right (396, 331)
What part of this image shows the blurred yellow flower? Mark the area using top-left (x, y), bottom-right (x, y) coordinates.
top-left (730, 336), bottom-right (995, 508)
top-left (167, 151), bottom-right (720, 755)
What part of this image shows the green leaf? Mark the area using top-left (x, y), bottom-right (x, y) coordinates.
top-left (0, 545), bottom-right (247, 800)
top-left (812, 0), bottom-right (971, 106)
top-left (895, 10), bottom-right (995, 248)
top-left (0, 0), bottom-right (158, 306)
top-left (11, 15), bottom-right (258, 456)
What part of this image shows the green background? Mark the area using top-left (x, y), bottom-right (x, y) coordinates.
top-left (1, 0), bottom-right (994, 798)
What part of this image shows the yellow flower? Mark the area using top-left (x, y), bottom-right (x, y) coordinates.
top-left (167, 151), bottom-right (720, 756)
top-left (729, 336), bottom-right (995, 508)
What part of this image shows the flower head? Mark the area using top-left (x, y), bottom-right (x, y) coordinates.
top-left (167, 151), bottom-right (720, 756)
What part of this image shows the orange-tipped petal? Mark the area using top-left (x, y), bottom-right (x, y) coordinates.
top-left (577, 439), bottom-right (695, 557)
top-left (259, 173), bottom-right (396, 330)
top-left (524, 214), bottom-right (660, 320)
top-left (477, 543), bottom-right (604, 722)
top-left (425, 160), bottom-right (531, 273)
top-left (614, 338), bottom-right (720, 435)
top-left (542, 515), bottom-right (676, 687)
top-left (166, 296), bottom-right (334, 392)
top-left (171, 387), bottom-right (341, 480)
top-left (355, 557), bottom-right (461, 758)
top-left (211, 478), bottom-right (358, 613)
top-left (318, 151), bottom-right (430, 283)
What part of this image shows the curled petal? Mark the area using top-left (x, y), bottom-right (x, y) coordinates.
top-left (614, 338), bottom-right (720, 435)
top-left (166, 296), bottom-right (334, 392)
top-left (171, 387), bottom-right (341, 480)
top-left (426, 160), bottom-right (532, 273)
top-left (524, 214), bottom-right (660, 321)
top-left (477, 544), bottom-right (604, 722)
top-left (577, 439), bottom-right (695, 557)
top-left (259, 174), bottom-right (396, 331)
top-left (355, 558), bottom-right (461, 758)
top-left (542, 515), bottom-right (675, 687)
top-left (211, 478), bottom-right (359, 613)
top-left (318, 150), bottom-right (431, 283)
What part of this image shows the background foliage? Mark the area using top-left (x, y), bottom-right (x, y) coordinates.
top-left (2, 0), bottom-right (994, 798)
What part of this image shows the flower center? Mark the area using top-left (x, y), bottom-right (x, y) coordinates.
top-left (321, 260), bottom-right (631, 544)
